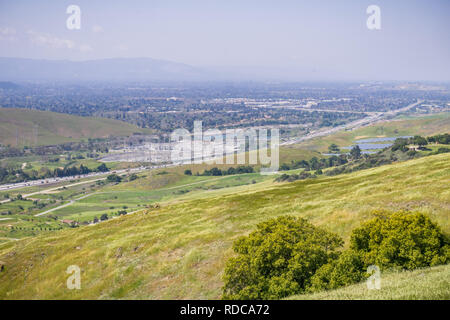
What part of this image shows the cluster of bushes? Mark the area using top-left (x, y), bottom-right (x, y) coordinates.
top-left (187, 166), bottom-right (254, 176)
top-left (53, 164), bottom-right (91, 177)
top-left (106, 173), bottom-right (122, 183)
top-left (325, 157), bottom-right (393, 176)
top-left (276, 153), bottom-right (361, 182)
top-left (275, 171), bottom-right (317, 183)
top-left (279, 156), bottom-right (348, 172)
top-left (127, 173), bottom-right (139, 181)
top-left (435, 147), bottom-right (450, 154)
top-left (222, 211), bottom-right (449, 299)
top-left (54, 163), bottom-right (110, 177)
top-left (426, 133), bottom-right (450, 145)
top-left (92, 209), bottom-right (129, 224)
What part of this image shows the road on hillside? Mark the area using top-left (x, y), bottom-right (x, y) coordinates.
top-left (34, 193), bottom-right (97, 217)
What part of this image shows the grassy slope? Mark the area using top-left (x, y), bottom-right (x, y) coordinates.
top-left (46, 172), bottom-right (271, 222)
top-left (0, 153), bottom-right (448, 299)
top-left (0, 108), bottom-right (152, 146)
top-left (287, 264), bottom-right (450, 300)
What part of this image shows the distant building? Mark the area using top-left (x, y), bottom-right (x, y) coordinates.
top-left (61, 219), bottom-right (78, 226)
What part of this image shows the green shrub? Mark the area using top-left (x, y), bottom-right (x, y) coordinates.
top-left (106, 174), bottom-right (122, 183)
top-left (406, 150), bottom-right (417, 157)
top-left (222, 216), bottom-right (343, 300)
top-left (436, 147), bottom-right (450, 154)
top-left (128, 173), bottom-right (139, 181)
top-left (308, 250), bottom-right (366, 292)
top-left (350, 211), bottom-right (449, 270)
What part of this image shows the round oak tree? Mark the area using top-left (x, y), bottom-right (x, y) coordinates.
top-left (350, 211), bottom-right (449, 270)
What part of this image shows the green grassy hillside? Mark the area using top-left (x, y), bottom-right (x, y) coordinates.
top-left (287, 264), bottom-right (450, 300)
top-left (0, 108), bottom-right (152, 146)
top-left (0, 153), bottom-right (448, 299)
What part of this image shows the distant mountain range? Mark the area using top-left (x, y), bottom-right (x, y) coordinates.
top-left (0, 57), bottom-right (338, 82)
top-left (1, 57), bottom-right (449, 82)
top-left (0, 81), bottom-right (21, 89)
top-left (0, 57), bottom-right (213, 82)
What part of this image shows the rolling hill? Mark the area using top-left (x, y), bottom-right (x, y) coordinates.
top-left (0, 108), bottom-right (153, 147)
top-left (0, 152), bottom-right (448, 299)
top-left (0, 81), bottom-right (20, 90)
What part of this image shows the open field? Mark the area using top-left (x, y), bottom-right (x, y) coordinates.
top-left (0, 152), bottom-right (448, 299)
top-left (0, 108), bottom-right (153, 147)
top-left (287, 264), bottom-right (450, 300)
top-left (28, 172), bottom-right (272, 222)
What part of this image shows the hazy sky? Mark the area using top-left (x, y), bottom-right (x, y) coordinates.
top-left (0, 0), bottom-right (449, 81)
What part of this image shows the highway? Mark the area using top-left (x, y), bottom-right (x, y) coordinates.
top-left (281, 100), bottom-right (422, 146)
top-left (0, 166), bottom-right (147, 194)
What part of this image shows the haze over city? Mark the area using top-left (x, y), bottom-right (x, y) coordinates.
top-left (1, 0), bottom-right (449, 81)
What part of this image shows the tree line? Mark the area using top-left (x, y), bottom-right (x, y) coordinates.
top-left (185, 165), bottom-right (254, 177)
top-left (0, 163), bottom-right (109, 184)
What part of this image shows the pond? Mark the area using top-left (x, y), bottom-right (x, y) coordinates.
top-left (342, 143), bottom-right (393, 150)
top-left (324, 136), bottom-right (412, 155)
top-left (353, 136), bottom-right (412, 143)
